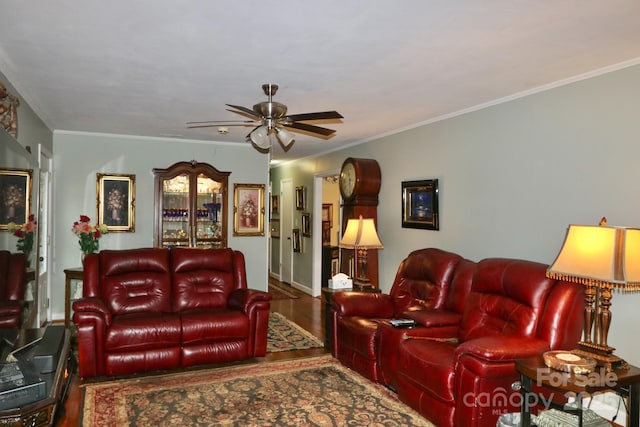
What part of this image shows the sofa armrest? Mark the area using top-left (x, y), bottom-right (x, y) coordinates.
top-left (72, 297), bottom-right (112, 325)
top-left (228, 288), bottom-right (272, 313)
top-left (455, 335), bottom-right (550, 363)
top-left (331, 292), bottom-right (394, 318)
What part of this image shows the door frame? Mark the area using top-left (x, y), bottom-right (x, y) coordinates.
top-left (280, 179), bottom-right (293, 284)
top-left (37, 144), bottom-right (53, 326)
top-left (312, 169), bottom-right (341, 297)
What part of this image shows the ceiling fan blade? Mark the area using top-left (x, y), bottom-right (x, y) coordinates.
top-left (187, 123), bottom-right (255, 129)
top-left (285, 111), bottom-right (343, 121)
top-left (226, 104), bottom-right (260, 118)
top-left (186, 120), bottom-right (255, 125)
top-left (283, 122), bottom-right (336, 136)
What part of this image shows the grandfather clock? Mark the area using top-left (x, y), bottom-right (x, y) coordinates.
top-left (339, 157), bottom-right (381, 288)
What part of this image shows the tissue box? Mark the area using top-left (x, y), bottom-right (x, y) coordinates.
top-left (328, 278), bottom-right (352, 290)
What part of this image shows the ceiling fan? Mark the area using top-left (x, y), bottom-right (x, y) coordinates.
top-left (187, 84), bottom-right (343, 151)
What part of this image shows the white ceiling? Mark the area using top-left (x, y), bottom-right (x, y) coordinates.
top-left (2, 1), bottom-right (640, 162)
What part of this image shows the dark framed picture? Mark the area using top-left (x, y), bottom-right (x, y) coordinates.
top-left (97, 173), bottom-right (136, 232)
top-left (322, 221), bottom-right (331, 245)
top-left (301, 212), bottom-right (311, 237)
top-left (0, 168), bottom-right (32, 230)
top-left (292, 228), bottom-right (301, 252)
top-left (233, 183), bottom-right (265, 236)
top-left (322, 203), bottom-right (333, 226)
top-left (402, 179), bottom-right (439, 230)
top-left (295, 186), bottom-right (304, 210)
top-left (271, 194), bottom-right (279, 215)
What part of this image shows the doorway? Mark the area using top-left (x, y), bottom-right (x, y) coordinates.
top-left (37, 145), bottom-right (53, 326)
top-left (280, 179), bottom-right (293, 284)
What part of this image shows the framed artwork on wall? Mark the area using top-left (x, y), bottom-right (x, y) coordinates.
top-left (233, 183), bottom-right (265, 236)
top-left (322, 203), bottom-right (333, 226)
top-left (401, 179), bottom-right (439, 230)
top-left (0, 168), bottom-right (32, 230)
top-left (271, 194), bottom-right (279, 215)
top-left (295, 186), bottom-right (305, 210)
top-left (292, 228), bottom-right (301, 252)
top-left (322, 221), bottom-right (331, 245)
top-left (301, 212), bottom-right (311, 237)
top-left (97, 173), bottom-right (136, 232)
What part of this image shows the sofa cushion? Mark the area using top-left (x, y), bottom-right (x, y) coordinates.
top-left (181, 309), bottom-right (249, 343)
top-left (458, 258), bottom-right (554, 342)
top-left (105, 312), bottom-right (181, 352)
top-left (99, 248), bottom-right (172, 315)
top-left (171, 247), bottom-right (238, 312)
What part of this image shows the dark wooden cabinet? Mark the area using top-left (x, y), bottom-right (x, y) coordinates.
top-left (153, 161), bottom-right (230, 248)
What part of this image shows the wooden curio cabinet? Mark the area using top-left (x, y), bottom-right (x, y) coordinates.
top-left (153, 161), bottom-right (231, 248)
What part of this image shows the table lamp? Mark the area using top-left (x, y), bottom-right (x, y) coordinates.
top-left (546, 217), bottom-right (640, 370)
top-left (339, 215), bottom-right (383, 289)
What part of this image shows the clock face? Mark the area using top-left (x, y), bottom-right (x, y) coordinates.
top-left (340, 162), bottom-right (356, 199)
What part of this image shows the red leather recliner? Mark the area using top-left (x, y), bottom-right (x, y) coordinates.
top-left (0, 250), bottom-right (26, 328)
top-left (330, 248), bottom-right (471, 382)
top-left (73, 247), bottom-right (271, 378)
top-left (394, 258), bottom-right (584, 427)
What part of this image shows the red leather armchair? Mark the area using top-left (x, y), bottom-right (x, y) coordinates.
top-left (0, 250), bottom-right (26, 328)
top-left (330, 248), bottom-right (470, 382)
top-left (73, 247), bottom-right (271, 378)
top-left (394, 258), bottom-right (584, 427)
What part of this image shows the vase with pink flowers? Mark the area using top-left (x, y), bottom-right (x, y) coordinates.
top-left (7, 214), bottom-right (37, 266)
top-left (71, 215), bottom-right (108, 261)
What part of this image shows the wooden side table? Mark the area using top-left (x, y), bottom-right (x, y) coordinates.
top-left (516, 355), bottom-right (640, 427)
top-left (63, 267), bottom-right (83, 329)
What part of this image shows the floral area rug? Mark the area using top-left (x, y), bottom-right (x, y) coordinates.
top-left (267, 311), bottom-right (323, 352)
top-left (81, 354), bottom-right (435, 426)
top-left (268, 281), bottom-right (300, 300)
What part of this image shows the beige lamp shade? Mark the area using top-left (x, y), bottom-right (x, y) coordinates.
top-left (547, 224), bottom-right (640, 290)
top-left (339, 216), bottom-right (383, 249)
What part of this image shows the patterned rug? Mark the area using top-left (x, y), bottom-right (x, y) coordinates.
top-left (267, 312), bottom-right (323, 352)
top-left (268, 281), bottom-right (299, 300)
top-left (81, 355), bottom-right (434, 426)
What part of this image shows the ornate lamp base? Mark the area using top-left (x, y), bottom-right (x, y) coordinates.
top-left (573, 341), bottom-right (628, 372)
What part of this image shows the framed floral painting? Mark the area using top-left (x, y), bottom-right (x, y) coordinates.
top-left (97, 173), bottom-right (136, 232)
top-left (0, 168), bottom-right (32, 230)
top-left (233, 183), bottom-right (265, 236)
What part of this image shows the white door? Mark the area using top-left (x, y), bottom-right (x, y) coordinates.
top-left (281, 179), bottom-right (293, 284)
top-left (37, 146), bottom-right (53, 326)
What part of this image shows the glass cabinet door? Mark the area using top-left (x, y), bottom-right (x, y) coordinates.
top-left (154, 161), bottom-right (230, 248)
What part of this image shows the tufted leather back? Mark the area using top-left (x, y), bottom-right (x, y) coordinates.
top-left (0, 250), bottom-right (26, 301)
top-left (459, 258), bottom-right (566, 343)
top-left (96, 248), bottom-right (172, 315)
top-left (390, 248), bottom-right (463, 315)
top-left (171, 247), bottom-right (245, 312)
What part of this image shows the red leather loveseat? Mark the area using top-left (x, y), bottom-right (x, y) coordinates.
top-left (330, 248), bottom-right (584, 427)
top-left (0, 250), bottom-right (27, 328)
top-left (73, 247), bottom-right (271, 378)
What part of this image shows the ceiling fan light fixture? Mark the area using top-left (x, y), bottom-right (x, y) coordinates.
top-left (249, 125), bottom-right (270, 149)
top-left (276, 127), bottom-right (295, 148)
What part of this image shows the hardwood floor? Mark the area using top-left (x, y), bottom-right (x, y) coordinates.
top-left (55, 280), bottom-right (327, 426)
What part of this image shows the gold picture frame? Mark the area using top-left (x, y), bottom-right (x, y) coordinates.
top-left (295, 186), bottom-right (305, 210)
top-left (0, 168), bottom-right (32, 230)
top-left (301, 212), bottom-right (311, 237)
top-left (292, 228), bottom-right (301, 252)
top-left (97, 173), bottom-right (136, 232)
top-left (233, 183), bottom-right (265, 236)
